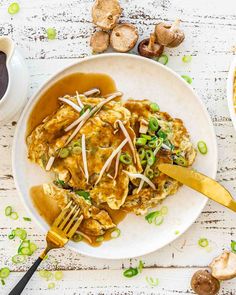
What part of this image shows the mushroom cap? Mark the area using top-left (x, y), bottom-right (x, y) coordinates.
top-left (110, 23), bottom-right (139, 53)
top-left (155, 21), bottom-right (185, 48)
top-left (191, 270), bottom-right (220, 295)
top-left (92, 0), bottom-right (122, 30)
top-left (209, 251), bottom-right (236, 280)
top-left (138, 38), bottom-right (164, 58)
top-left (90, 31), bottom-right (110, 53)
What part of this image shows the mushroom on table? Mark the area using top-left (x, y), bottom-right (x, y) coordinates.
top-left (138, 33), bottom-right (164, 58)
top-left (92, 0), bottom-right (122, 30)
top-left (155, 19), bottom-right (185, 48)
top-left (110, 23), bottom-right (139, 53)
top-left (190, 270), bottom-right (220, 295)
top-left (209, 251), bottom-right (236, 280)
top-left (90, 31), bottom-right (110, 53)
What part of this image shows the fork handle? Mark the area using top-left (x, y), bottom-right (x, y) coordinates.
top-left (9, 257), bottom-right (43, 295)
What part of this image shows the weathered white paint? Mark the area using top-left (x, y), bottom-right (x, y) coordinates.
top-left (0, 0), bottom-right (236, 294)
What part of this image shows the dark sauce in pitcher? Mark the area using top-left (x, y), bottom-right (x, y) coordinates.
top-left (0, 51), bottom-right (9, 100)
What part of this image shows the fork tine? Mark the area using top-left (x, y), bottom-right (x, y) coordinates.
top-left (58, 205), bottom-right (77, 230)
top-left (53, 201), bottom-right (72, 227)
top-left (67, 215), bottom-right (84, 238)
top-left (64, 208), bottom-right (81, 233)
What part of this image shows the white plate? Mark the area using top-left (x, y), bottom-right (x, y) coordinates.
top-left (12, 53), bottom-right (217, 259)
top-left (227, 57), bottom-right (236, 130)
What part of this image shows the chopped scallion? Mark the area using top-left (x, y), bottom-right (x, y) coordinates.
top-left (95, 236), bottom-right (104, 242)
top-left (123, 267), bottom-right (138, 278)
top-left (55, 271), bottom-right (63, 281)
top-left (1, 279), bottom-right (5, 285)
top-left (12, 254), bottom-right (26, 264)
top-left (160, 206), bottom-right (168, 215)
top-left (48, 282), bottom-right (55, 289)
top-left (0, 268), bottom-right (10, 279)
top-left (23, 217), bottom-right (32, 222)
top-left (75, 191), bottom-right (91, 203)
top-left (138, 148), bottom-right (146, 160)
top-left (150, 102), bottom-right (160, 112)
top-left (181, 75), bottom-right (192, 84)
top-left (10, 212), bottom-right (18, 220)
top-left (198, 238), bottom-right (209, 248)
top-left (110, 228), bottom-right (121, 239)
top-left (8, 2), bottom-right (20, 15)
top-left (146, 276), bottom-right (159, 287)
top-left (5, 206), bottom-right (12, 216)
top-left (136, 137), bottom-right (147, 146)
top-left (158, 54), bottom-right (168, 65)
top-left (72, 233), bottom-right (83, 242)
top-left (149, 117), bottom-right (159, 131)
top-left (137, 260), bottom-right (144, 273)
top-left (231, 240), bottom-right (236, 253)
top-left (174, 156), bottom-right (187, 167)
top-left (146, 150), bottom-right (156, 166)
top-left (197, 141), bottom-right (208, 155)
top-left (46, 28), bottom-right (57, 40)
top-left (157, 129), bottom-right (167, 140)
top-left (119, 153), bottom-right (132, 165)
top-left (182, 55), bottom-right (192, 63)
top-left (59, 148), bottom-right (70, 159)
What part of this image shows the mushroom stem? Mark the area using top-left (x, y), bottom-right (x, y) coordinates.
top-left (170, 19), bottom-right (181, 31)
top-left (148, 33), bottom-right (156, 51)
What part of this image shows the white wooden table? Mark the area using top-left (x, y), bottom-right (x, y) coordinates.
top-left (0, 0), bottom-right (236, 294)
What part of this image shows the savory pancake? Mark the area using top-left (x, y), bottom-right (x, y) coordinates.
top-left (27, 90), bottom-right (196, 244)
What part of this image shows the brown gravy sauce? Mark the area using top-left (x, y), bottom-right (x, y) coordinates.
top-left (29, 73), bottom-right (127, 247)
top-left (30, 185), bottom-right (127, 247)
top-left (0, 51), bottom-right (9, 100)
top-left (27, 72), bottom-right (117, 136)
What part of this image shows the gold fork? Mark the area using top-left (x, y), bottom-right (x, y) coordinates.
top-left (9, 201), bottom-right (83, 295)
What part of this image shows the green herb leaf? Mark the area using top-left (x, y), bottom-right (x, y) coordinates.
top-left (231, 240), bottom-right (236, 253)
top-left (75, 190), bottom-right (91, 203)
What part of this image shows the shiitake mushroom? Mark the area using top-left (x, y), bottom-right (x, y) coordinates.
top-left (191, 270), bottom-right (220, 295)
top-left (155, 19), bottom-right (185, 48)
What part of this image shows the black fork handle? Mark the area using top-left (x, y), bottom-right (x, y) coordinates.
top-left (9, 257), bottom-right (43, 295)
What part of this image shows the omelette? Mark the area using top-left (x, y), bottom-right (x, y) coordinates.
top-left (27, 89), bottom-right (196, 245)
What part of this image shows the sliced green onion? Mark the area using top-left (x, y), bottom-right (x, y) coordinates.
top-left (10, 212), bottom-right (19, 220)
top-left (174, 156), bottom-right (187, 167)
top-left (148, 137), bottom-right (158, 148)
top-left (12, 254), bottom-right (26, 264)
top-left (174, 230), bottom-right (180, 235)
top-left (137, 260), bottom-right (144, 273)
top-left (80, 105), bottom-right (92, 115)
top-left (197, 141), bottom-right (208, 155)
top-left (111, 228), bottom-right (121, 239)
top-left (160, 206), bottom-right (168, 215)
top-left (182, 55), bottom-right (192, 63)
top-left (157, 129), bottom-right (167, 140)
top-left (150, 102), bottom-right (160, 112)
top-left (231, 240), bottom-right (236, 253)
top-left (119, 153), bottom-right (132, 165)
top-left (141, 160), bottom-right (147, 166)
top-left (55, 271), bottom-right (63, 281)
top-left (158, 54), bottom-right (168, 65)
top-left (145, 211), bottom-right (160, 224)
top-left (163, 139), bottom-right (174, 150)
top-left (75, 191), bottom-right (91, 203)
top-left (59, 148), bottom-right (70, 159)
top-left (145, 167), bottom-right (154, 179)
top-left (149, 117), bottom-right (159, 131)
top-left (141, 134), bottom-right (152, 140)
top-left (20, 247), bottom-right (31, 256)
top-left (15, 228), bottom-right (27, 240)
top-left (72, 233), bottom-right (83, 242)
top-left (181, 75), bottom-right (192, 84)
top-left (39, 270), bottom-right (53, 280)
top-left (8, 2), bottom-right (20, 15)
top-left (0, 268), bottom-right (10, 279)
top-left (198, 238), bottom-right (209, 248)
top-left (23, 217), bottom-right (31, 222)
top-left (46, 28), bottom-right (57, 40)
top-left (1, 279), bottom-right (5, 285)
top-left (154, 138), bottom-right (163, 154)
top-left (8, 233), bottom-right (15, 240)
top-left (136, 137), bottom-right (147, 146)
top-left (123, 267), bottom-right (138, 278)
top-left (48, 282), bottom-right (55, 289)
top-left (146, 276), bottom-right (159, 287)
top-left (95, 236), bottom-right (104, 242)
top-left (154, 215), bottom-right (164, 226)
top-left (146, 150), bottom-right (156, 166)
top-left (5, 206), bottom-right (12, 216)
top-left (29, 243), bottom-right (38, 254)
top-left (138, 148), bottom-right (146, 160)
